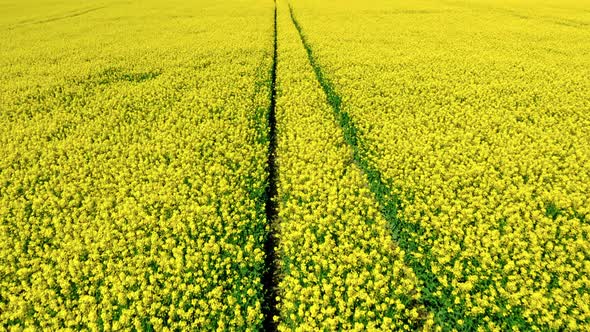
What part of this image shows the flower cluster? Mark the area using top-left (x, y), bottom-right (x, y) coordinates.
top-left (0, 0), bottom-right (275, 330)
top-left (290, 0), bottom-right (590, 329)
top-left (272, 2), bottom-right (429, 330)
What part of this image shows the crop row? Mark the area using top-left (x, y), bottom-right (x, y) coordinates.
top-left (0, 0), bottom-right (275, 330)
top-left (288, 0), bottom-right (590, 330)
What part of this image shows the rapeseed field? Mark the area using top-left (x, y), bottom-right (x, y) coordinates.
top-left (1, 0), bottom-right (588, 330)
